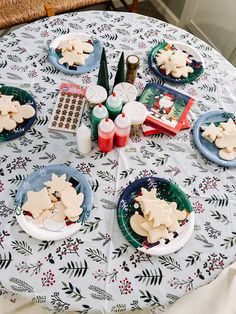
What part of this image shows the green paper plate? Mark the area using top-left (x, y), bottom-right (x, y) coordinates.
top-left (117, 177), bottom-right (194, 256)
top-left (0, 86), bottom-right (37, 142)
top-left (148, 41), bottom-right (205, 84)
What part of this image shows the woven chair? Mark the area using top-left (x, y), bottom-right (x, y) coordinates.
top-left (0, 0), bottom-right (138, 29)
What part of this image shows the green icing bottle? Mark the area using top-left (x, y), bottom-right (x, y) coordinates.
top-left (91, 103), bottom-right (108, 140)
top-left (106, 92), bottom-right (122, 121)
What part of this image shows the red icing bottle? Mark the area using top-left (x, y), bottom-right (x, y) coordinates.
top-left (98, 117), bottom-right (115, 152)
top-left (114, 112), bottom-right (131, 147)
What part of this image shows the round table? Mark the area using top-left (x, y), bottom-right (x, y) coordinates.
top-left (0, 10), bottom-right (236, 313)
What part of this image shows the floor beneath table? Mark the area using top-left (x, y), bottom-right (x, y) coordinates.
top-left (0, 0), bottom-right (166, 36)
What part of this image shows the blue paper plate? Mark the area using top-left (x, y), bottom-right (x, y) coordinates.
top-left (48, 32), bottom-right (103, 75)
top-left (0, 86), bottom-right (36, 142)
top-left (117, 177), bottom-right (194, 256)
top-left (193, 111), bottom-right (236, 167)
top-left (15, 165), bottom-right (93, 240)
top-left (148, 41), bottom-right (205, 84)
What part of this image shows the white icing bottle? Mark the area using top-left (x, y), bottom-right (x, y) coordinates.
top-left (76, 123), bottom-right (92, 155)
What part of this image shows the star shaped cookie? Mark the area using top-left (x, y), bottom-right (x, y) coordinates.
top-left (59, 50), bottom-right (89, 66)
top-left (220, 118), bottom-right (236, 133)
top-left (156, 49), bottom-right (173, 66)
top-left (215, 132), bottom-right (236, 153)
top-left (22, 187), bottom-right (53, 218)
top-left (201, 123), bottom-right (223, 142)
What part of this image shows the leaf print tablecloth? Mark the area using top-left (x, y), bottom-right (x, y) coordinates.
top-left (0, 10), bottom-right (236, 313)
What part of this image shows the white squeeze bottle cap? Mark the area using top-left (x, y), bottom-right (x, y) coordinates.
top-left (115, 112), bottom-right (131, 129)
top-left (93, 103), bottom-right (108, 119)
top-left (107, 92), bottom-right (122, 109)
top-left (99, 117), bottom-right (115, 133)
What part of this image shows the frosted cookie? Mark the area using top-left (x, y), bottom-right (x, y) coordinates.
top-left (215, 132), bottom-right (236, 153)
top-left (59, 50), bottom-right (88, 66)
top-left (155, 49), bottom-right (173, 66)
top-left (170, 50), bottom-right (188, 68)
top-left (0, 115), bottom-right (17, 132)
top-left (219, 118), bottom-right (236, 134)
top-left (61, 187), bottom-right (84, 218)
top-left (171, 66), bottom-right (194, 78)
top-left (58, 39), bottom-right (73, 52)
top-left (44, 174), bottom-right (72, 194)
top-left (201, 123), bottom-right (223, 142)
top-left (219, 148), bottom-right (236, 161)
top-left (22, 187), bottom-right (53, 218)
top-left (130, 213), bottom-right (148, 237)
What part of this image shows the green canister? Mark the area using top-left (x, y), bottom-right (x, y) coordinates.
top-left (106, 92), bottom-right (122, 120)
top-left (91, 103), bottom-right (108, 140)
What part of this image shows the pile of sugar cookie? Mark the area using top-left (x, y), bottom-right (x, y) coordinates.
top-left (22, 174), bottom-right (84, 224)
top-left (155, 45), bottom-right (194, 78)
top-left (130, 187), bottom-right (187, 243)
top-left (57, 38), bottom-right (94, 67)
top-left (201, 118), bottom-right (236, 160)
top-left (0, 93), bottom-right (35, 132)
